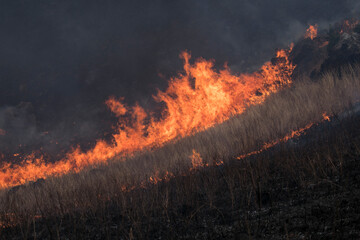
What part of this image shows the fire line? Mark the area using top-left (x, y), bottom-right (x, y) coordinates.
top-left (0, 46), bottom-right (295, 189)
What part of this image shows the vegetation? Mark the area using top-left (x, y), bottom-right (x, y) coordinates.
top-left (1, 65), bottom-right (360, 239)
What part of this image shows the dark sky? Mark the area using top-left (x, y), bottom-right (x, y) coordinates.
top-left (0, 0), bottom-right (359, 156)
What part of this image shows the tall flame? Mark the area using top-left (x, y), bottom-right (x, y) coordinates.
top-left (0, 47), bottom-right (295, 189)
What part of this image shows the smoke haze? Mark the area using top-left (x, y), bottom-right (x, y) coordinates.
top-left (0, 0), bottom-right (359, 156)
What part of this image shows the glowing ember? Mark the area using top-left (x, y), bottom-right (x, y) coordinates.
top-left (305, 24), bottom-right (318, 40)
top-left (0, 45), bottom-right (295, 189)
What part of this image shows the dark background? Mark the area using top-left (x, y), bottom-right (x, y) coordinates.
top-left (0, 0), bottom-right (359, 157)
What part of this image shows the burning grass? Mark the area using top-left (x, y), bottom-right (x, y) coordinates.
top-left (0, 46), bottom-right (295, 189)
top-left (0, 64), bottom-right (359, 238)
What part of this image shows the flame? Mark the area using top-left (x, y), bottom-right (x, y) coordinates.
top-left (0, 45), bottom-right (295, 189)
top-left (319, 41), bottom-right (329, 48)
top-left (322, 112), bottom-right (330, 122)
top-left (190, 149), bottom-right (206, 170)
top-left (339, 19), bottom-right (360, 34)
top-left (237, 112), bottom-right (331, 160)
top-left (105, 96), bottom-right (127, 117)
top-left (0, 213), bottom-right (16, 229)
top-left (0, 213), bottom-right (41, 229)
top-left (305, 24), bottom-right (318, 40)
top-left (215, 159), bottom-right (224, 166)
top-left (148, 170), bottom-right (174, 185)
top-left (0, 107), bottom-right (333, 229)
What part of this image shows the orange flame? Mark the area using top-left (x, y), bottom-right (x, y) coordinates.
top-left (148, 170), bottom-right (174, 185)
top-left (105, 96), bottom-right (127, 117)
top-left (214, 159), bottom-right (224, 166)
top-left (322, 112), bottom-right (330, 122)
top-left (0, 46), bottom-right (295, 189)
top-left (305, 24), bottom-right (318, 40)
top-left (190, 149), bottom-right (205, 170)
top-left (237, 113), bottom-right (331, 160)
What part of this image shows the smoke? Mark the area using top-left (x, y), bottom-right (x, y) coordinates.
top-left (0, 0), bottom-right (359, 157)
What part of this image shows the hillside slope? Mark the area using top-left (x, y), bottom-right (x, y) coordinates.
top-left (1, 20), bottom-right (360, 239)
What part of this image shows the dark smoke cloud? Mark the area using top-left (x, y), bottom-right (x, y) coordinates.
top-left (0, 0), bottom-right (359, 156)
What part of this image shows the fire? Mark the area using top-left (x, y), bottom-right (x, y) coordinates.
top-left (0, 213), bottom-right (41, 229)
top-left (339, 19), bottom-right (360, 34)
top-left (237, 112), bottom-right (331, 160)
top-left (322, 112), bottom-right (330, 122)
top-left (305, 24), bottom-right (318, 40)
top-left (148, 171), bottom-right (174, 185)
top-left (0, 45), bottom-right (295, 189)
top-left (190, 149), bottom-right (206, 170)
top-left (319, 41), bottom-right (329, 48)
top-left (214, 159), bottom-right (224, 166)
top-left (149, 171), bottom-right (161, 184)
top-left (105, 96), bottom-right (127, 117)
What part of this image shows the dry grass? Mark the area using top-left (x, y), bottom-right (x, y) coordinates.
top-left (0, 65), bottom-right (360, 239)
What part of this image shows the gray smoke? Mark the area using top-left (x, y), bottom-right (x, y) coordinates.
top-left (0, 0), bottom-right (359, 157)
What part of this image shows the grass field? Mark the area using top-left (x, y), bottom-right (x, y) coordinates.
top-left (1, 65), bottom-right (360, 239)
